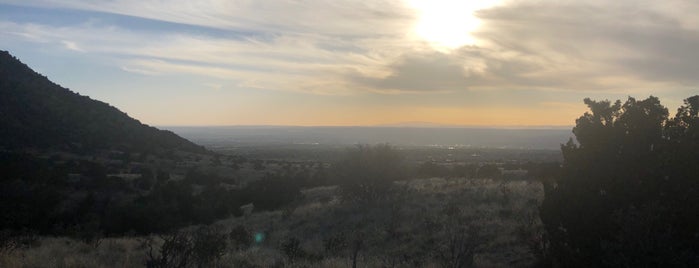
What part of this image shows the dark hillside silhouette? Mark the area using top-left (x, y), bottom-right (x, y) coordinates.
top-left (0, 51), bottom-right (232, 238)
top-left (540, 96), bottom-right (699, 267)
top-left (0, 50), bottom-right (204, 153)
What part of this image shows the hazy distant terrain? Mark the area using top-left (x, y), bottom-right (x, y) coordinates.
top-left (165, 126), bottom-right (573, 150)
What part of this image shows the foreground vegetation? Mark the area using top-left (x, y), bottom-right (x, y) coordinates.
top-left (1, 177), bottom-right (543, 267)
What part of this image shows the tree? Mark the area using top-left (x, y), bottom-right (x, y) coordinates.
top-left (333, 144), bottom-right (405, 203)
top-left (540, 96), bottom-right (698, 267)
top-left (476, 164), bottom-right (500, 179)
top-left (241, 174), bottom-right (302, 211)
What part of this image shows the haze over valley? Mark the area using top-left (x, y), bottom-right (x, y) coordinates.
top-left (165, 126), bottom-right (572, 150)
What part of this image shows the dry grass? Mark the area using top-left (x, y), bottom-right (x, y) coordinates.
top-left (2, 177), bottom-right (544, 267)
top-left (0, 237), bottom-right (146, 268)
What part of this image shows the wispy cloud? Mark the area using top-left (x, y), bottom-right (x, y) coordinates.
top-left (60, 40), bottom-right (83, 51)
top-left (1, 0), bottom-right (416, 36)
top-left (1, 0), bottom-right (697, 125)
top-left (0, 0), bottom-right (424, 94)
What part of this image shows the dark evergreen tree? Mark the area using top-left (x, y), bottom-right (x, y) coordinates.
top-left (540, 96), bottom-right (698, 267)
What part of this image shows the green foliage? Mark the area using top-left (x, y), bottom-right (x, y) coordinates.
top-left (540, 96), bottom-right (699, 267)
top-left (191, 226), bottom-right (227, 267)
top-left (334, 144), bottom-right (405, 203)
top-left (145, 231), bottom-right (194, 268)
top-left (434, 227), bottom-right (479, 268)
top-left (241, 174), bottom-right (303, 211)
top-left (322, 232), bottom-right (348, 256)
top-left (0, 179), bottom-right (62, 232)
top-left (280, 237), bottom-right (305, 263)
top-left (417, 161), bottom-right (453, 178)
top-left (228, 225), bottom-right (253, 251)
top-left (417, 162), bottom-right (516, 179)
top-left (0, 150), bottom-right (301, 237)
top-left (476, 164), bottom-right (500, 179)
top-left (103, 181), bottom-right (244, 235)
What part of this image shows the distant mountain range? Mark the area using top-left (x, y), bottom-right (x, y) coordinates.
top-left (374, 121), bottom-right (573, 129)
top-left (0, 50), bottom-right (205, 153)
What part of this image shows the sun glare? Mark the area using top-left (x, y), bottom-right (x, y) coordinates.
top-left (408, 0), bottom-right (500, 50)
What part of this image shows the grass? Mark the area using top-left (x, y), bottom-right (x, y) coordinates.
top-left (0, 237), bottom-right (146, 268)
top-left (1, 177), bottom-right (544, 267)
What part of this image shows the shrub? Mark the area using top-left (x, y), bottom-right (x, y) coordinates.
top-left (229, 225), bottom-right (253, 251)
top-left (145, 226), bottom-right (227, 268)
top-left (433, 227), bottom-right (480, 268)
top-left (191, 226), bottom-right (227, 267)
top-left (241, 174), bottom-right (302, 211)
top-left (323, 232), bottom-right (348, 256)
top-left (0, 229), bottom-right (39, 253)
top-left (333, 144), bottom-right (405, 203)
top-left (280, 237), bottom-right (305, 263)
top-left (145, 231), bottom-right (193, 268)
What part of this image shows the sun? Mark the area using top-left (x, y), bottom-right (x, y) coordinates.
top-left (408, 0), bottom-right (500, 50)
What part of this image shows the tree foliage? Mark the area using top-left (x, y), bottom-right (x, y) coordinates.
top-left (540, 96), bottom-right (699, 267)
top-left (333, 144), bottom-right (405, 203)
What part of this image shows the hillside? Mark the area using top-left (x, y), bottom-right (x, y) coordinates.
top-left (0, 50), bottom-right (204, 153)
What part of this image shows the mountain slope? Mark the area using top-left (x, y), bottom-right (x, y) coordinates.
top-left (0, 51), bottom-right (205, 153)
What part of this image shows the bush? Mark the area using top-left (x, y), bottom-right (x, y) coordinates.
top-left (145, 226), bottom-right (227, 268)
top-left (323, 232), bottom-right (348, 256)
top-left (241, 174), bottom-right (302, 211)
top-left (333, 144), bottom-right (405, 203)
top-left (0, 229), bottom-right (39, 253)
top-left (433, 227), bottom-right (479, 268)
top-left (229, 225), bottom-right (252, 251)
top-left (280, 237), bottom-right (305, 263)
top-left (191, 226), bottom-right (227, 267)
top-left (145, 231), bottom-right (193, 268)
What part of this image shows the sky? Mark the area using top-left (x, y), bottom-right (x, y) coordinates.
top-left (1, 0), bottom-right (698, 127)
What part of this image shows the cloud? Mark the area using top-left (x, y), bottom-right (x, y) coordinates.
top-left (0, 1), bottom-right (425, 95)
top-left (3, 0), bottom-right (698, 100)
top-left (1, 0), bottom-right (416, 37)
top-left (60, 40), bottom-right (83, 51)
top-left (120, 65), bottom-right (160, 76)
top-left (474, 0), bottom-right (699, 89)
top-left (349, 0), bottom-right (699, 94)
top-left (0, 20), bottom-right (368, 94)
top-left (348, 51), bottom-right (471, 92)
top-left (348, 46), bottom-right (612, 93)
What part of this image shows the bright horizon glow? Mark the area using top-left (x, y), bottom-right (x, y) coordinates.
top-left (409, 0), bottom-right (502, 50)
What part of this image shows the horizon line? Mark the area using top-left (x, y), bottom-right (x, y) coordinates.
top-left (158, 123), bottom-right (575, 130)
